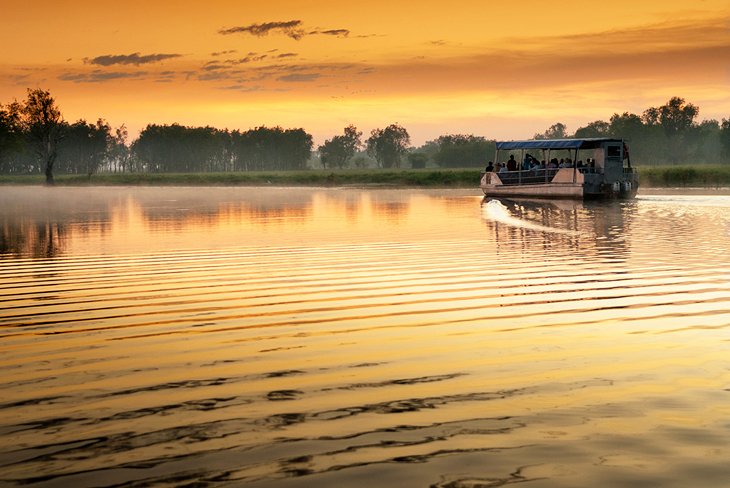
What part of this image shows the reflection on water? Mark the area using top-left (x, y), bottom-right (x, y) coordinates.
top-left (1, 186), bottom-right (730, 487)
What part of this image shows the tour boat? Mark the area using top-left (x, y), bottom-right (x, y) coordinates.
top-left (480, 138), bottom-right (639, 199)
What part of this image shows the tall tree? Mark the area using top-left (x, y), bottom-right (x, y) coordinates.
top-left (534, 122), bottom-right (568, 140)
top-left (433, 134), bottom-right (494, 168)
top-left (720, 118), bottom-right (730, 162)
top-left (57, 119), bottom-right (113, 175)
top-left (318, 124), bottom-right (362, 169)
top-left (366, 123), bottom-right (410, 168)
top-left (657, 97), bottom-right (699, 137)
top-left (644, 97), bottom-right (699, 163)
top-left (109, 125), bottom-right (130, 173)
top-left (21, 89), bottom-right (63, 184)
top-left (0, 101), bottom-right (23, 173)
top-left (574, 120), bottom-right (609, 138)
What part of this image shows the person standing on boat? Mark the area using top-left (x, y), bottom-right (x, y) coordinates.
top-left (507, 155), bottom-right (517, 171)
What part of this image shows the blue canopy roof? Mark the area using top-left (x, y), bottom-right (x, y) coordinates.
top-left (496, 138), bottom-right (623, 150)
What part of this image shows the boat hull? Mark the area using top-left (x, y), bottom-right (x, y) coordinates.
top-left (481, 182), bottom-right (584, 199)
top-left (480, 170), bottom-right (638, 200)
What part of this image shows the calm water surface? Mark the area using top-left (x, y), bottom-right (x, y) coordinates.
top-left (1, 186), bottom-right (729, 487)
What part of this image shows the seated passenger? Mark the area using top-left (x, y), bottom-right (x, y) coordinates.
top-left (498, 162), bottom-right (508, 173)
top-left (485, 161), bottom-right (494, 172)
top-left (523, 153), bottom-right (533, 170)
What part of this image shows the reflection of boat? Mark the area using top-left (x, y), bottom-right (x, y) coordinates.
top-left (480, 138), bottom-right (639, 199)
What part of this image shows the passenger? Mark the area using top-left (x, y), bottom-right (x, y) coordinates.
top-left (485, 161), bottom-right (494, 172)
top-left (559, 158), bottom-right (565, 166)
top-left (548, 159), bottom-right (558, 169)
top-left (523, 153), bottom-right (532, 170)
top-left (507, 155), bottom-right (517, 171)
top-left (498, 162), bottom-right (508, 173)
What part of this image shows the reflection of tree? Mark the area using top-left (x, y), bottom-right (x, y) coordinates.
top-left (369, 198), bottom-right (408, 221)
top-left (136, 190), bottom-right (314, 229)
top-left (0, 218), bottom-right (66, 258)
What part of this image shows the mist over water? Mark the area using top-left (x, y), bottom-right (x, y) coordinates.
top-left (1, 186), bottom-right (729, 487)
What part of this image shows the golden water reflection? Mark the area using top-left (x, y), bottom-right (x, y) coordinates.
top-left (0, 186), bottom-right (643, 259)
top-left (1, 187), bottom-right (729, 487)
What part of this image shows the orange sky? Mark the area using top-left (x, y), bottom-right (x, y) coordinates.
top-left (1, 0), bottom-right (728, 144)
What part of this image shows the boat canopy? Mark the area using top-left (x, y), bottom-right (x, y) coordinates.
top-left (496, 138), bottom-right (624, 151)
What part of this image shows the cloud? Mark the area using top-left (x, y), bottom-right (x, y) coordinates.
top-left (312, 29), bottom-right (350, 38)
top-left (59, 70), bottom-right (149, 83)
top-left (211, 50), bottom-right (237, 57)
top-left (84, 52), bottom-right (183, 66)
top-left (219, 20), bottom-right (305, 40)
top-left (228, 53), bottom-right (269, 64)
top-left (218, 21), bottom-right (354, 40)
top-left (278, 73), bottom-right (321, 82)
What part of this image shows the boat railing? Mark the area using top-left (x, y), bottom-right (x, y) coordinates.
top-left (497, 169), bottom-right (560, 186)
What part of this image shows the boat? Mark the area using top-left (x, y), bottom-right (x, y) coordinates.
top-left (480, 138), bottom-right (639, 199)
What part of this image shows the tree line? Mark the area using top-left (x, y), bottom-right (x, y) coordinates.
top-left (1, 89), bottom-right (730, 184)
top-left (533, 97), bottom-right (730, 165)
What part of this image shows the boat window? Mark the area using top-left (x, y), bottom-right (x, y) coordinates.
top-left (607, 145), bottom-right (621, 159)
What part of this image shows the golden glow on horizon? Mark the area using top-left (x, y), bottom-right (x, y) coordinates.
top-left (1, 0), bottom-right (729, 143)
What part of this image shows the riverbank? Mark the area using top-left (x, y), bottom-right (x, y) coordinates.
top-left (1, 164), bottom-right (729, 187)
top-left (0, 169), bottom-right (477, 187)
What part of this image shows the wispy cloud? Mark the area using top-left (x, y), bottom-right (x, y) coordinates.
top-left (278, 73), bottom-right (321, 82)
top-left (59, 70), bottom-right (149, 83)
top-left (219, 20), bottom-right (305, 40)
top-left (218, 20), bottom-right (354, 40)
top-left (84, 52), bottom-right (183, 66)
top-left (313, 29), bottom-right (350, 38)
top-left (211, 49), bottom-right (238, 57)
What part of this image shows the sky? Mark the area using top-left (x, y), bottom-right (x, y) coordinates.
top-left (1, 0), bottom-right (728, 145)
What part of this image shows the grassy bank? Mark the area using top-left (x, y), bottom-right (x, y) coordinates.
top-left (0, 169), bottom-right (479, 187)
top-left (1, 165), bottom-right (729, 188)
top-left (637, 164), bottom-right (730, 188)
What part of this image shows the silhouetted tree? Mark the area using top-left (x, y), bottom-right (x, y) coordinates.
top-left (133, 124), bottom-right (233, 172)
top-left (21, 89), bottom-right (64, 184)
top-left (574, 120), bottom-right (610, 138)
top-left (720, 119), bottom-right (730, 162)
top-left (231, 126), bottom-right (312, 171)
top-left (366, 124), bottom-right (410, 168)
top-left (318, 125), bottom-right (362, 169)
top-left (0, 101), bottom-right (23, 174)
top-left (644, 97), bottom-right (699, 163)
top-left (407, 152), bottom-right (428, 169)
top-left (57, 119), bottom-right (113, 176)
top-left (109, 125), bottom-right (131, 172)
top-left (433, 134), bottom-right (495, 168)
top-left (534, 122), bottom-right (568, 139)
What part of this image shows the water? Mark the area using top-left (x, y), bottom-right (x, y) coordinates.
top-left (1, 186), bottom-right (729, 487)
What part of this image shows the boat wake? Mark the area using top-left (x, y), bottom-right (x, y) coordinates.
top-left (481, 199), bottom-right (579, 235)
